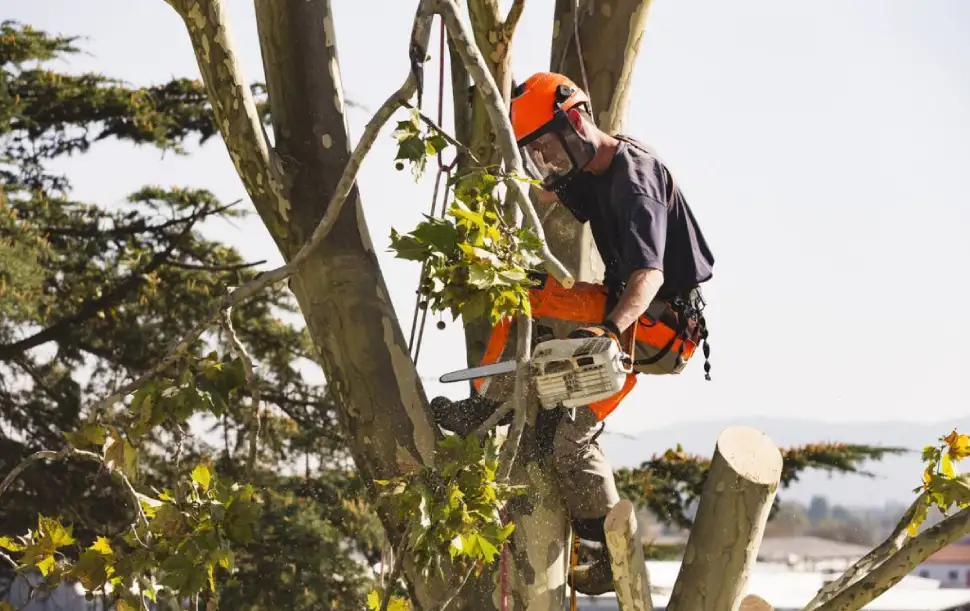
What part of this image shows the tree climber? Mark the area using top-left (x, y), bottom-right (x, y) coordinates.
top-left (430, 72), bottom-right (715, 595)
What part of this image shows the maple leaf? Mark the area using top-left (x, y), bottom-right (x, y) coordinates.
top-left (944, 430), bottom-right (970, 461)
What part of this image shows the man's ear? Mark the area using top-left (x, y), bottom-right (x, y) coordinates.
top-left (566, 108), bottom-right (585, 133)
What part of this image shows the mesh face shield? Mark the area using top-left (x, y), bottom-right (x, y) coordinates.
top-left (518, 112), bottom-right (595, 190)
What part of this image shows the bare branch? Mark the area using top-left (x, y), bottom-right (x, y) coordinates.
top-left (435, 0), bottom-right (574, 288)
top-left (433, 564), bottom-right (477, 611)
top-left (497, 314), bottom-right (532, 481)
top-left (504, 0), bottom-right (526, 35)
top-left (1, 550), bottom-right (16, 569)
top-left (0, 448), bottom-right (149, 531)
top-left (218, 307), bottom-right (261, 476)
top-left (164, 259), bottom-right (266, 272)
top-left (812, 503), bottom-right (970, 611)
top-left (803, 493), bottom-right (927, 611)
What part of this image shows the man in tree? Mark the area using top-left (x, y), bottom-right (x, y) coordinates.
top-left (433, 71), bottom-right (716, 595)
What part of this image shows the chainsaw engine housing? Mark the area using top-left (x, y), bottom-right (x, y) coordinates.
top-left (530, 337), bottom-right (628, 409)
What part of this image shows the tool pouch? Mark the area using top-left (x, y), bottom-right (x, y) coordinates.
top-left (632, 287), bottom-right (710, 378)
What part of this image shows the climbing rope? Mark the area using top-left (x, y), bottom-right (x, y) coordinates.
top-left (408, 16), bottom-right (458, 364)
top-left (569, 534), bottom-right (580, 611)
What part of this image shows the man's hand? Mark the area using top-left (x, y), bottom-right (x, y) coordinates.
top-left (568, 321), bottom-right (621, 343)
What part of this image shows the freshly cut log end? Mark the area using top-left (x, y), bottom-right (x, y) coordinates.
top-left (715, 426), bottom-right (784, 486)
top-left (605, 499), bottom-right (654, 611)
top-left (666, 426), bottom-right (783, 611)
top-left (739, 594), bottom-right (774, 611)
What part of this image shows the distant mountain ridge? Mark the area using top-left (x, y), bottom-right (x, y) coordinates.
top-left (599, 416), bottom-right (970, 508)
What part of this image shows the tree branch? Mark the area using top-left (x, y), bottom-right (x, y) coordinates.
top-left (803, 492), bottom-right (926, 611)
top-left (0, 448), bottom-right (149, 531)
top-left (504, 0), bottom-right (525, 33)
top-left (0, 549), bottom-right (15, 569)
top-left (162, 0), bottom-right (291, 239)
top-left (432, 564), bottom-right (477, 611)
top-left (497, 314), bottom-right (532, 481)
top-left (164, 259), bottom-right (266, 272)
top-left (812, 502), bottom-right (970, 611)
top-left (435, 0), bottom-right (574, 288)
top-left (218, 307), bottom-right (261, 477)
top-left (0, 208), bottom-right (203, 361)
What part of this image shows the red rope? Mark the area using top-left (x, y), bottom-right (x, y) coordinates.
top-left (436, 18), bottom-right (457, 173)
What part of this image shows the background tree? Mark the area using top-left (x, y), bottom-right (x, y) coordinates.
top-left (0, 21), bottom-right (380, 610)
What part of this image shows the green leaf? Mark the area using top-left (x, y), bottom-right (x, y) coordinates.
top-left (426, 134), bottom-right (449, 155)
top-left (192, 464), bottom-right (212, 492)
top-left (411, 216), bottom-right (459, 256)
top-left (136, 492), bottom-right (163, 517)
top-left (467, 264), bottom-right (494, 289)
top-left (366, 589), bottom-right (380, 610)
top-left (90, 536), bottom-right (113, 555)
top-left (39, 515), bottom-right (75, 549)
top-left (36, 553), bottom-right (55, 576)
top-left (388, 230), bottom-right (430, 261)
top-left (942, 452), bottom-right (956, 478)
top-left (103, 428), bottom-right (138, 479)
top-left (396, 135), bottom-right (427, 162)
top-left (63, 422), bottom-right (107, 449)
top-left (0, 536), bottom-right (24, 552)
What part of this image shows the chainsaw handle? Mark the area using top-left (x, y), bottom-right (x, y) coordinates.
top-left (618, 317), bottom-right (639, 373)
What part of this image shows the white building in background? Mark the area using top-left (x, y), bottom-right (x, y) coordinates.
top-left (755, 535), bottom-right (872, 573)
top-left (575, 560), bottom-right (970, 611)
top-left (914, 545), bottom-right (970, 588)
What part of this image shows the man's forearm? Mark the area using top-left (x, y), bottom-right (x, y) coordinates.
top-left (606, 268), bottom-right (664, 333)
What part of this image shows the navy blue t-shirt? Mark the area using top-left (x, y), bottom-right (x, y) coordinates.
top-left (556, 137), bottom-right (714, 301)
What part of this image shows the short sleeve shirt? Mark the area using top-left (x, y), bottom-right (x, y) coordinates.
top-left (556, 138), bottom-right (715, 300)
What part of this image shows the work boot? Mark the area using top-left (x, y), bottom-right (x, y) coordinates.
top-left (429, 395), bottom-right (511, 437)
top-left (569, 545), bottom-right (615, 595)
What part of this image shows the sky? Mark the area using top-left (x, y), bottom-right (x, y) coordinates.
top-left (7, 0), bottom-right (970, 439)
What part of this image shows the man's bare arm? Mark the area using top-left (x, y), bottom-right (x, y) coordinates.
top-left (606, 268), bottom-right (664, 334)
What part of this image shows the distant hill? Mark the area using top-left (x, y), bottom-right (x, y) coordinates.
top-left (599, 416), bottom-right (970, 508)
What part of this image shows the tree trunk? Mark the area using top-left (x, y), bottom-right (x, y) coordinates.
top-left (665, 427), bottom-right (783, 611)
top-left (170, 0), bottom-right (661, 608)
top-left (606, 499), bottom-right (654, 611)
top-left (548, 0), bottom-right (656, 280)
top-left (232, 0), bottom-right (444, 605)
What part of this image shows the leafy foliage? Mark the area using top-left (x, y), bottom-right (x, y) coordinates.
top-left (1, 463), bottom-right (259, 608)
top-left (388, 109), bottom-right (544, 325)
top-left (368, 433), bottom-right (523, 604)
top-left (907, 429), bottom-right (970, 536)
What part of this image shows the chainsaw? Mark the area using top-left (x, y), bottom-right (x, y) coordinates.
top-left (439, 335), bottom-right (633, 409)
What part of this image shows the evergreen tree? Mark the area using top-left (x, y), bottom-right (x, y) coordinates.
top-left (0, 20), bottom-right (379, 609)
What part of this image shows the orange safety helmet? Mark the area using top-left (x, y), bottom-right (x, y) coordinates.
top-left (511, 72), bottom-right (590, 141)
top-left (510, 72), bottom-right (596, 189)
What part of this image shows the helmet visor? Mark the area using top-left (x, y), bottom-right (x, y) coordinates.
top-left (521, 131), bottom-right (576, 186)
